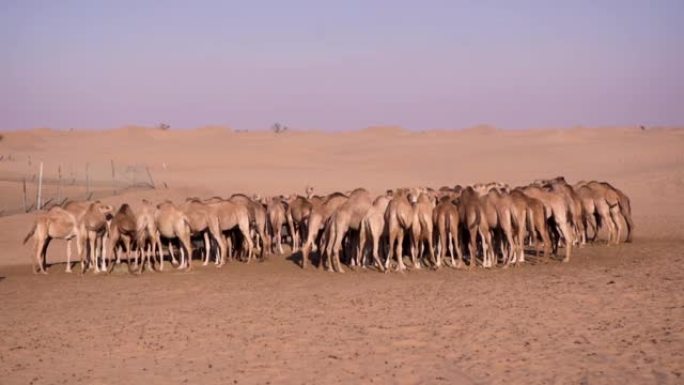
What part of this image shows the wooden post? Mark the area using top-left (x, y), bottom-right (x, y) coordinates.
top-left (22, 177), bottom-right (27, 212)
top-left (36, 161), bottom-right (43, 210)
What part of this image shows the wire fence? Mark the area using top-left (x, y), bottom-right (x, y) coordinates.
top-left (0, 156), bottom-right (157, 217)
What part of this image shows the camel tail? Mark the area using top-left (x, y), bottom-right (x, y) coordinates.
top-left (23, 224), bottom-right (36, 245)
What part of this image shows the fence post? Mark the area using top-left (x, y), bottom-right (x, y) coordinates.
top-left (145, 166), bottom-right (156, 189)
top-left (36, 161), bottom-right (43, 210)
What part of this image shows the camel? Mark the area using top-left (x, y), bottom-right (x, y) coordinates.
top-left (458, 186), bottom-right (491, 269)
top-left (473, 185), bottom-right (515, 268)
top-left (520, 185), bottom-right (574, 262)
top-left (433, 196), bottom-right (463, 268)
top-left (206, 198), bottom-right (253, 264)
top-left (229, 194), bottom-right (269, 259)
top-left (509, 189), bottom-right (552, 260)
top-left (134, 199), bottom-right (160, 272)
top-left (62, 200), bottom-right (114, 273)
top-left (107, 203), bottom-right (137, 272)
top-left (323, 188), bottom-right (372, 273)
top-left (23, 206), bottom-right (82, 274)
top-left (580, 181), bottom-right (634, 243)
top-left (285, 195), bottom-right (313, 252)
top-left (410, 190), bottom-right (438, 269)
top-left (358, 194), bottom-right (391, 271)
top-left (384, 188), bottom-right (418, 272)
top-left (266, 196), bottom-right (288, 254)
top-left (538, 177), bottom-right (586, 246)
top-left (154, 201), bottom-right (193, 271)
top-left (181, 198), bottom-right (225, 266)
top-left (300, 192), bottom-right (348, 268)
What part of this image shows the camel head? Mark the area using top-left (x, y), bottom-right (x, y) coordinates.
top-left (89, 201), bottom-right (114, 221)
top-left (305, 185), bottom-right (314, 199)
top-left (407, 188), bottom-right (420, 204)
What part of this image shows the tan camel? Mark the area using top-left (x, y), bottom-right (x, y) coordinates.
top-left (266, 196), bottom-right (288, 254)
top-left (323, 188), bottom-right (372, 273)
top-left (300, 192), bottom-right (348, 268)
top-left (62, 200), bottom-right (114, 273)
top-left (107, 203), bottom-right (137, 272)
top-left (433, 196), bottom-right (463, 268)
top-left (520, 185), bottom-right (574, 262)
top-left (384, 188), bottom-right (419, 272)
top-left (229, 194), bottom-right (269, 259)
top-left (181, 198), bottom-right (225, 266)
top-left (23, 207), bottom-right (82, 274)
top-left (410, 190), bottom-right (438, 269)
top-left (473, 185), bottom-right (515, 268)
top-left (285, 195), bottom-right (312, 252)
top-left (458, 186), bottom-right (491, 269)
top-left (134, 199), bottom-right (163, 272)
top-left (580, 181), bottom-right (634, 243)
top-left (509, 189), bottom-right (552, 260)
top-left (206, 199), bottom-right (253, 264)
top-left (154, 201), bottom-right (193, 271)
top-left (358, 194), bottom-right (391, 271)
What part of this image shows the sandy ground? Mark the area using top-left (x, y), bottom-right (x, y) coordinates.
top-left (0, 126), bottom-right (683, 384)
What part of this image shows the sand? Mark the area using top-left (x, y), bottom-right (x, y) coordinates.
top-left (0, 126), bottom-right (682, 384)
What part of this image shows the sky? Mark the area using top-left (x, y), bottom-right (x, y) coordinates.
top-left (1, 0), bottom-right (682, 131)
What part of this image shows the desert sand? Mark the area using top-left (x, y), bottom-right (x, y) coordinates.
top-left (0, 126), bottom-right (683, 384)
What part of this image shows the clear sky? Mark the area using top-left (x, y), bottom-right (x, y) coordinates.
top-left (1, 0), bottom-right (682, 131)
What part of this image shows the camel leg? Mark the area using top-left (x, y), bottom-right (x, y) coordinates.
top-left (395, 230), bottom-right (407, 271)
top-left (468, 227), bottom-right (478, 269)
top-left (33, 235), bottom-right (47, 274)
top-left (65, 239), bottom-right (73, 273)
top-left (609, 206), bottom-right (623, 245)
top-left (453, 229), bottom-right (464, 269)
top-left (100, 233), bottom-right (108, 272)
top-left (558, 220), bottom-right (573, 262)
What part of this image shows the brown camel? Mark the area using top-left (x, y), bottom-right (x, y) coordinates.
top-left (323, 188), bottom-right (372, 273)
top-left (411, 190), bottom-right (438, 269)
top-left (300, 192), bottom-right (348, 268)
top-left (580, 181), bottom-right (634, 243)
top-left (509, 189), bottom-right (552, 260)
top-left (23, 207), bottom-right (82, 274)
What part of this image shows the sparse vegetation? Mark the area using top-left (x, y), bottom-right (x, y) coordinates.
top-left (158, 123), bottom-right (171, 131)
top-left (271, 122), bottom-right (288, 134)
top-left (0, 133), bottom-right (4, 142)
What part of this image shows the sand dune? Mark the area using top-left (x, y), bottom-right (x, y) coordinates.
top-left (0, 126), bottom-right (683, 384)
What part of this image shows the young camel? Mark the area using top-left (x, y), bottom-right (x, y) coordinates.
top-left (266, 196), bottom-right (288, 255)
top-left (323, 188), bottom-right (373, 273)
top-left (358, 194), bottom-right (391, 271)
top-left (300, 192), bottom-right (348, 268)
top-left (23, 207), bottom-right (82, 274)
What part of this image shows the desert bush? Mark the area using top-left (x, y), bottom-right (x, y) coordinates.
top-left (271, 122), bottom-right (288, 134)
top-left (158, 123), bottom-right (171, 131)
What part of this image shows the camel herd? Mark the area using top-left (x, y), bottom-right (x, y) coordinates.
top-left (23, 177), bottom-right (633, 275)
